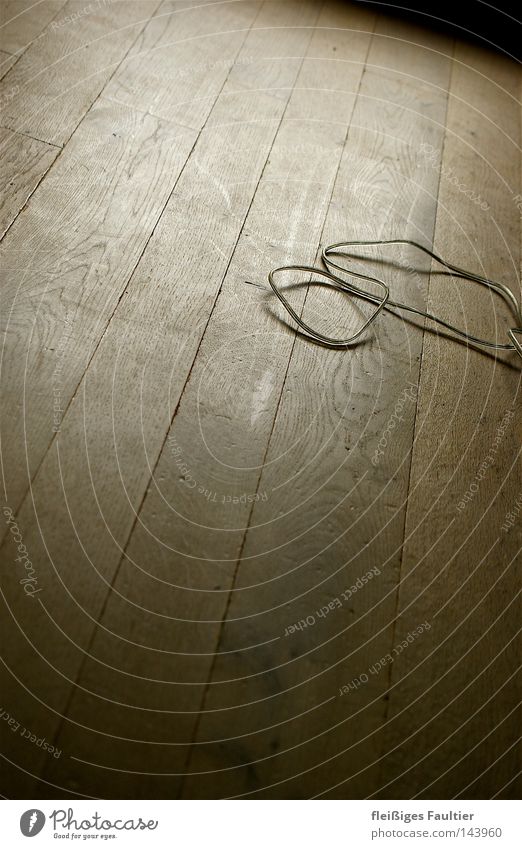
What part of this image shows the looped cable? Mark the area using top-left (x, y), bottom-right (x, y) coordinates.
top-left (265, 238), bottom-right (522, 357)
top-left (268, 264), bottom-right (389, 348)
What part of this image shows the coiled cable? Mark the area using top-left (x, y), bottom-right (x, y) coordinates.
top-left (265, 238), bottom-right (522, 357)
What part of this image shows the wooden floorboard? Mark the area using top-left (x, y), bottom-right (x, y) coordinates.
top-left (0, 49), bottom-right (18, 80)
top-left (0, 127), bottom-right (59, 239)
top-left (0, 0), bottom-right (163, 146)
top-left (375, 42), bottom-right (522, 801)
top-left (182, 11), bottom-right (454, 801)
top-left (0, 0), bottom-right (520, 800)
top-left (0, 1), bottom-right (68, 56)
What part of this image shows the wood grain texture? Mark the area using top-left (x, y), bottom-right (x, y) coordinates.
top-left (0, 1), bottom-right (67, 55)
top-left (103, 0), bottom-right (263, 130)
top-left (0, 48), bottom-right (18, 79)
top-left (0, 0), bottom-right (162, 145)
top-left (0, 0), bottom-right (520, 802)
top-left (0, 97), bottom-right (196, 541)
top-left (0, 0), bottom-right (322, 799)
top-left (375, 42), bottom-right (522, 801)
top-left (37, 0), bottom-right (324, 801)
top-left (181, 13), bottom-right (454, 801)
top-left (0, 127), bottom-right (59, 238)
top-left (0, 98), bottom-right (197, 796)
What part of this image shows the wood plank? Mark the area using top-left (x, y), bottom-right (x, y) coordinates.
top-left (0, 0), bottom-right (264, 543)
top-left (180, 15), bottom-right (455, 800)
top-left (39, 2), bottom-right (452, 801)
top-left (0, 97), bottom-right (197, 798)
top-left (0, 3), bottom-right (259, 524)
top-left (0, 97), bottom-right (197, 547)
top-left (104, 0), bottom-right (266, 130)
top-left (0, 48), bottom-right (17, 79)
top-left (0, 0), bottom-right (161, 145)
top-left (374, 42), bottom-right (522, 800)
top-left (1, 0), bottom-right (518, 805)
top-left (0, 1), bottom-right (67, 55)
top-left (0, 127), bottom-right (59, 239)
top-left (0, 0), bottom-right (318, 799)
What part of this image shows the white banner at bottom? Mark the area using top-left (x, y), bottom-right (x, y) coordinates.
top-left (1, 799), bottom-right (519, 848)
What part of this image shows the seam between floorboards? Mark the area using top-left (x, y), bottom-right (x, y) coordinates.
top-left (0, 0), bottom-right (200, 514)
top-left (0, 125), bottom-right (62, 147)
top-left (0, 0), bottom-right (69, 78)
top-left (37, 0), bottom-right (268, 788)
top-left (2, 0), bottom-right (275, 515)
top-left (177, 0), bottom-right (376, 796)
top-left (100, 93), bottom-right (201, 134)
top-left (0, 0), bottom-right (263, 521)
top-left (0, 0), bottom-right (164, 251)
top-left (375, 37), bottom-right (457, 787)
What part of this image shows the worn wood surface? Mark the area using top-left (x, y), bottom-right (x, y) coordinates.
top-left (0, 0), bottom-right (520, 799)
top-left (374, 41), bottom-right (522, 801)
top-left (0, 127), bottom-right (59, 238)
top-left (0, 0), bottom-right (163, 145)
top-left (0, 49), bottom-right (17, 79)
top-left (0, 1), bottom-right (67, 56)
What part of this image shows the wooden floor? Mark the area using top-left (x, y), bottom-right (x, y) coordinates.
top-left (0, 0), bottom-right (520, 800)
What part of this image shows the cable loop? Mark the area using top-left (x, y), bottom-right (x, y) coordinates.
top-left (265, 239), bottom-right (522, 357)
